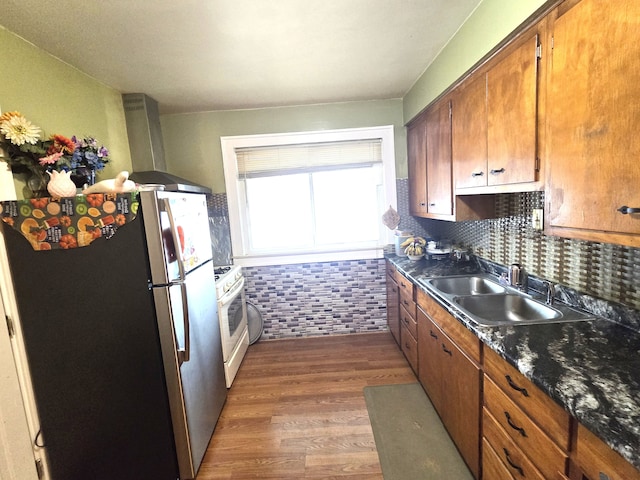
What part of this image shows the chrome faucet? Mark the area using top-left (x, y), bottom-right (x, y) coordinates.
top-left (544, 281), bottom-right (555, 305)
top-left (508, 264), bottom-right (528, 291)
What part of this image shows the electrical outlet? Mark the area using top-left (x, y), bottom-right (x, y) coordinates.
top-left (532, 208), bottom-right (544, 231)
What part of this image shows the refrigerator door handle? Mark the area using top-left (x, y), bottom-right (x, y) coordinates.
top-left (177, 282), bottom-right (191, 364)
top-left (163, 198), bottom-right (186, 282)
top-left (163, 198), bottom-right (191, 364)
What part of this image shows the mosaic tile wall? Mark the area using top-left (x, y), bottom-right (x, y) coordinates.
top-left (395, 179), bottom-right (640, 311)
top-left (244, 260), bottom-right (388, 339)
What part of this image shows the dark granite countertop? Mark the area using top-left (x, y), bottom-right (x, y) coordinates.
top-left (387, 254), bottom-right (640, 471)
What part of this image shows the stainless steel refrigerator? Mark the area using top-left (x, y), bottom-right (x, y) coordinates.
top-left (2, 190), bottom-right (226, 480)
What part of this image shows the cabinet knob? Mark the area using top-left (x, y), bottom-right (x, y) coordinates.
top-left (617, 205), bottom-right (640, 214)
top-left (471, 171), bottom-right (484, 178)
top-left (490, 168), bottom-right (506, 175)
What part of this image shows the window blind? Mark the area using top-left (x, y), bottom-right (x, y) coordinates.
top-left (235, 139), bottom-right (382, 178)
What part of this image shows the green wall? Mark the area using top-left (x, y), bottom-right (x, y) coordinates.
top-left (161, 100), bottom-right (406, 193)
top-left (0, 26), bottom-right (131, 198)
top-left (403, 0), bottom-right (549, 123)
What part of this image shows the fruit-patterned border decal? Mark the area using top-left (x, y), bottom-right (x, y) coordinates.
top-left (0, 193), bottom-right (139, 250)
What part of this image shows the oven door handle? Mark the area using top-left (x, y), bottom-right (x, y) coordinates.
top-left (219, 277), bottom-right (245, 307)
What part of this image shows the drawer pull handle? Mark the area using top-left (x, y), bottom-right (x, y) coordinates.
top-left (617, 205), bottom-right (640, 215)
top-left (490, 167), bottom-right (506, 175)
top-left (504, 411), bottom-right (527, 437)
top-left (429, 330), bottom-right (438, 340)
top-left (505, 375), bottom-right (529, 397)
top-left (503, 448), bottom-right (524, 476)
top-left (471, 171), bottom-right (484, 178)
top-left (442, 344), bottom-right (452, 356)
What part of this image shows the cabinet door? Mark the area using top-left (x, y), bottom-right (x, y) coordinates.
top-left (407, 114), bottom-right (428, 216)
top-left (575, 423), bottom-right (640, 480)
top-left (546, 0), bottom-right (640, 241)
top-left (426, 100), bottom-right (453, 215)
top-left (487, 32), bottom-right (539, 186)
top-left (440, 332), bottom-right (481, 478)
top-left (417, 308), bottom-right (443, 413)
top-left (385, 274), bottom-right (400, 346)
top-left (453, 74), bottom-right (488, 189)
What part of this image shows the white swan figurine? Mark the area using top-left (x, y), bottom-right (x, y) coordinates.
top-left (82, 171), bottom-right (137, 194)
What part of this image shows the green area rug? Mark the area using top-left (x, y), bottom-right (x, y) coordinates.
top-left (364, 383), bottom-right (473, 480)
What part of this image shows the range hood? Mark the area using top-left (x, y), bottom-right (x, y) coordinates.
top-left (122, 93), bottom-right (211, 194)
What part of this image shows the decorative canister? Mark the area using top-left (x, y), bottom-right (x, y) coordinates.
top-left (394, 230), bottom-right (413, 257)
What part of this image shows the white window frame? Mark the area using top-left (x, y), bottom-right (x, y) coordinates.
top-left (220, 126), bottom-right (397, 267)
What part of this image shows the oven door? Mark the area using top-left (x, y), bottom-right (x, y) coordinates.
top-left (218, 277), bottom-right (247, 362)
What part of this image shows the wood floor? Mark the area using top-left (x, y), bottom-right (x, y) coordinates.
top-left (197, 331), bottom-right (417, 479)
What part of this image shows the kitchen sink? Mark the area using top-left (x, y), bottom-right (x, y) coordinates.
top-left (453, 294), bottom-right (562, 326)
top-left (420, 274), bottom-right (594, 327)
top-left (424, 275), bottom-right (506, 296)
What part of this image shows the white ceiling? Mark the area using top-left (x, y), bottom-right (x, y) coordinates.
top-left (1, 0), bottom-right (481, 114)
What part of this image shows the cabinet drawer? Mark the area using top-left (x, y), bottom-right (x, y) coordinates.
top-left (484, 408), bottom-right (546, 480)
top-left (399, 289), bottom-right (416, 319)
top-left (386, 260), bottom-right (397, 279)
top-left (482, 437), bottom-right (516, 480)
top-left (484, 346), bottom-right (570, 450)
top-left (397, 272), bottom-right (414, 296)
top-left (400, 304), bottom-right (417, 340)
top-left (416, 288), bottom-right (480, 363)
top-left (400, 322), bottom-right (418, 373)
top-left (484, 376), bottom-right (568, 480)
top-left (575, 423), bottom-right (640, 480)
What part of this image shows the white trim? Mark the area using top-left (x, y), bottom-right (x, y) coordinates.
top-left (221, 126), bottom-right (396, 267)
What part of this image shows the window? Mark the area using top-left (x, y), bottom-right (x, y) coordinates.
top-left (221, 126), bottom-right (397, 266)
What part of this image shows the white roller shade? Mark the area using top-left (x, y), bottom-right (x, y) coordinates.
top-left (235, 139), bottom-right (382, 178)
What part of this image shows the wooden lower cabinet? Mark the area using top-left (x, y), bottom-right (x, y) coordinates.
top-left (483, 408), bottom-right (546, 480)
top-left (484, 347), bottom-right (570, 479)
top-left (390, 271), bottom-right (640, 480)
top-left (400, 315), bottom-right (418, 374)
top-left (417, 304), bottom-right (481, 478)
top-left (570, 423), bottom-right (640, 480)
top-left (385, 271), bottom-right (400, 346)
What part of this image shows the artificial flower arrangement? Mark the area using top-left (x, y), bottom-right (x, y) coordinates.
top-left (0, 111), bottom-right (110, 194)
top-left (400, 236), bottom-right (427, 258)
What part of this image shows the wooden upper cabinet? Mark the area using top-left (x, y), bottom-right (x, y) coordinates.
top-left (545, 0), bottom-right (640, 246)
top-left (452, 73), bottom-right (488, 190)
top-left (487, 31), bottom-right (540, 186)
top-left (425, 99), bottom-right (453, 216)
top-left (452, 21), bottom-right (545, 194)
top-left (407, 113), bottom-right (428, 217)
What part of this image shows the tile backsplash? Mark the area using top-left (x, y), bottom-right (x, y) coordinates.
top-left (210, 181), bottom-right (640, 340)
top-left (244, 260), bottom-right (387, 339)
top-left (396, 179), bottom-right (640, 311)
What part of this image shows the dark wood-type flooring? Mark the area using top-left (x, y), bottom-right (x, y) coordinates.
top-left (197, 331), bottom-right (416, 479)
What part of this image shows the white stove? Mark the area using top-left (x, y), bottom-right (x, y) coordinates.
top-left (214, 265), bottom-right (242, 297)
top-left (214, 264), bottom-right (249, 387)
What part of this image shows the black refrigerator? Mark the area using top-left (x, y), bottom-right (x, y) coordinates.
top-left (1, 190), bottom-right (227, 480)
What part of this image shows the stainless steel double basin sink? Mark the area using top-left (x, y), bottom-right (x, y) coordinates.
top-left (420, 274), bottom-right (594, 327)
